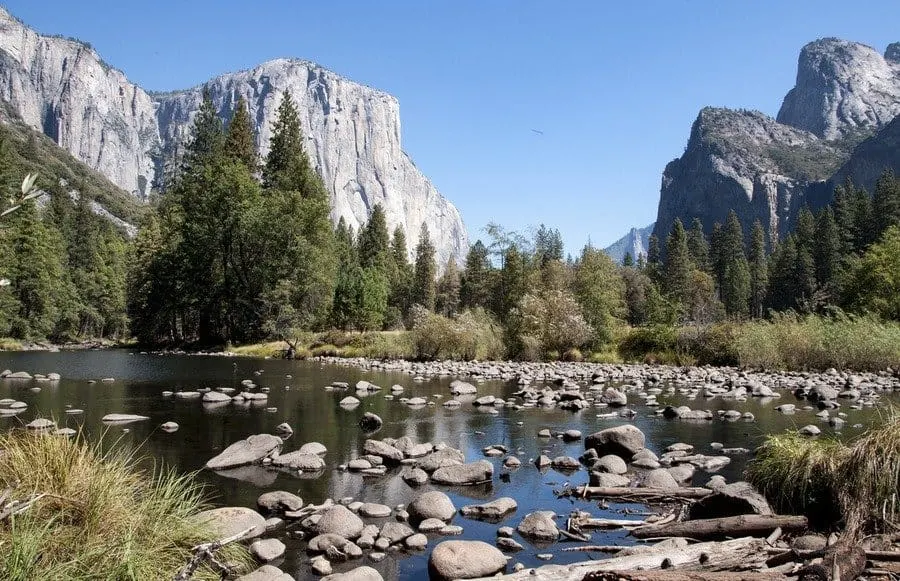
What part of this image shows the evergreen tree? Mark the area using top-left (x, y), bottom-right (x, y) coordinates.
top-left (663, 218), bottom-right (693, 307)
top-left (767, 235), bottom-right (799, 311)
top-left (645, 233), bottom-right (662, 283)
top-left (533, 224), bottom-right (564, 267)
top-left (460, 240), bottom-right (492, 310)
top-left (832, 180), bottom-right (857, 256)
top-left (719, 212), bottom-right (750, 316)
top-left (622, 252), bottom-right (634, 267)
top-left (873, 170), bottom-right (900, 238)
top-left (748, 220), bottom-right (768, 318)
top-left (354, 267), bottom-right (389, 330)
top-left (182, 89), bottom-right (224, 177)
top-left (794, 206), bottom-right (816, 255)
top-left (814, 207), bottom-right (841, 295)
top-left (435, 258), bottom-right (461, 317)
top-left (412, 225), bottom-right (436, 310)
top-left (710, 222), bottom-right (725, 289)
top-left (493, 244), bottom-right (526, 323)
top-left (387, 225), bottom-right (412, 323)
top-left (224, 96), bottom-right (257, 172)
top-left (687, 218), bottom-right (710, 272)
top-left (572, 245), bottom-right (625, 344)
top-left (357, 204), bottom-right (390, 272)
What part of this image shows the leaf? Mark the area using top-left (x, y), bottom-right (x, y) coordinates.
top-left (21, 173), bottom-right (38, 195)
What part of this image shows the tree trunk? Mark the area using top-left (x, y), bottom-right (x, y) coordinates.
top-left (631, 515), bottom-right (808, 541)
top-left (797, 540), bottom-right (866, 581)
top-left (579, 573), bottom-right (789, 581)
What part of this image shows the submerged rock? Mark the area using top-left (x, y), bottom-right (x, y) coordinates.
top-left (193, 506), bottom-right (266, 539)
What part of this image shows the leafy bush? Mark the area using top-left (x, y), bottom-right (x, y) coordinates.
top-left (410, 307), bottom-right (504, 361)
top-left (514, 290), bottom-right (593, 356)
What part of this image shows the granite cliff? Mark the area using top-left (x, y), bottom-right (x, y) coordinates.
top-left (603, 223), bottom-right (654, 264)
top-left (0, 8), bottom-right (468, 264)
top-left (654, 38), bottom-right (900, 245)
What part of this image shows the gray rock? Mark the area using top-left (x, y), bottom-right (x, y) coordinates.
top-left (418, 518), bottom-right (446, 533)
top-left (432, 460), bottom-right (493, 485)
top-left (689, 481), bottom-right (773, 519)
top-left (497, 537), bottom-right (524, 552)
top-left (428, 540), bottom-right (507, 579)
top-left (550, 456), bottom-right (580, 471)
top-left (535, 455), bottom-right (552, 469)
top-left (460, 497), bottom-right (517, 520)
top-left (449, 380), bottom-right (477, 395)
top-left (358, 412), bottom-right (383, 432)
top-left (193, 506), bottom-right (266, 540)
top-left (101, 413), bottom-right (150, 424)
top-left (160, 421), bottom-right (179, 432)
top-left (257, 491), bottom-right (304, 515)
top-left (25, 418), bottom-right (55, 430)
top-left (600, 387), bottom-right (628, 407)
top-left (321, 566), bottom-right (384, 581)
top-left (517, 511), bottom-right (558, 541)
top-left (799, 424), bottom-right (822, 436)
top-left (311, 557), bottom-right (332, 576)
top-left (363, 439), bottom-right (403, 464)
top-left (359, 503), bottom-right (392, 518)
top-left (236, 565), bottom-right (294, 581)
top-left (205, 434), bottom-right (282, 470)
top-left (379, 521), bottom-right (415, 544)
top-left (416, 447), bottom-right (465, 472)
top-left (271, 451), bottom-right (326, 472)
top-left (250, 538), bottom-right (285, 561)
top-left (299, 442), bottom-right (328, 455)
top-left (202, 390), bottom-right (232, 403)
top-left (585, 425), bottom-right (646, 459)
top-left (589, 472), bottom-right (631, 487)
top-left (405, 533), bottom-right (428, 550)
top-left (667, 464), bottom-right (696, 486)
top-left (408, 490), bottom-right (456, 522)
top-left (401, 467), bottom-right (429, 485)
top-left (642, 468), bottom-right (680, 489)
top-left (339, 396), bottom-right (360, 408)
top-left (316, 505), bottom-right (365, 540)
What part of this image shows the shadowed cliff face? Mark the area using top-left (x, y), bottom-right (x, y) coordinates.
top-left (654, 38), bottom-right (900, 245)
top-left (0, 8), bottom-right (468, 265)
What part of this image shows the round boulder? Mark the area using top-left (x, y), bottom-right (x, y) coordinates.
top-left (193, 506), bottom-right (266, 539)
top-left (429, 540), bottom-right (507, 580)
top-left (585, 425), bottom-right (646, 459)
top-left (316, 505), bottom-right (365, 539)
top-left (408, 490), bottom-right (456, 523)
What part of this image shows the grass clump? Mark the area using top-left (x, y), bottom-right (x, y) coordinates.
top-left (747, 409), bottom-right (900, 533)
top-left (0, 337), bottom-right (23, 351)
top-left (0, 430), bottom-right (251, 580)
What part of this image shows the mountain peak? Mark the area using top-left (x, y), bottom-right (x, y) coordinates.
top-left (886, 42), bottom-right (900, 63)
top-left (777, 37), bottom-right (900, 140)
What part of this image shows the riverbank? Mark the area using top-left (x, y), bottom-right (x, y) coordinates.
top-left (227, 316), bottom-right (900, 373)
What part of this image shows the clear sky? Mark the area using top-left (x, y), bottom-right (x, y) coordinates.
top-left (4, 1), bottom-right (899, 250)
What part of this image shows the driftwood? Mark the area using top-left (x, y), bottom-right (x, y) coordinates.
top-left (579, 573), bottom-right (789, 581)
top-left (631, 514), bottom-right (808, 541)
top-left (866, 550), bottom-right (900, 562)
top-left (574, 517), bottom-right (649, 529)
top-left (797, 540), bottom-right (866, 581)
top-left (469, 537), bottom-right (772, 580)
top-left (172, 526), bottom-right (253, 581)
top-left (573, 486), bottom-right (713, 501)
top-left (0, 482), bottom-right (45, 522)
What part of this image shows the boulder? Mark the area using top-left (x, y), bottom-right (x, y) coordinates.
top-left (358, 412), bottom-right (383, 432)
top-left (379, 521), bottom-right (416, 544)
top-left (401, 467), bottom-right (429, 485)
top-left (601, 387), bottom-right (628, 407)
top-left (101, 413), bottom-right (150, 424)
top-left (205, 434), bottom-right (282, 470)
top-left (428, 540), bottom-right (507, 580)
top-left (250, 538), bottom-right (285, 561)
top-left (25, 418), bottom-right (55, 431)
top-left (321, 566), bottom-right (384, 581)
top-left (688, 481), bottom-right (773, 520)
top-left (432, 460), bottom-right (493, 485)
top-left (641, 468), bottom-right (680, 489)
top-left (339, 396), bottom-right (360, 408)
top-left (667, 464), bottom-right (696, 486)
top-left (308, 533), bottom-right (353, 553)
top-left (405, 533), bottom-right (428, 549)
top-left (449, 380), bottom-right (477, 395)
top-left (589, 472), bottom-right (631, 487)
top-left (202, 390), bottom-right (232, 403)
top-left (236, 565), bottom-right (294, 581)
top-left (193, 506), bottom-right (266, 539)
top-left (517, 511), bottom-right (559, 541)
top-left (594, 454), bottom-right (627, 475)
top-left (585, 425), bottom-right (646, 459)
top-left (460, 497), bottom-right (517, 520)
top-left (417, 447), bottom-right (465, 472)
top-left (359, 503), bottom-right (392, 518)
top-left (551, 456), bottom-right (580, 470)
top-left (362, 439), bottom-right (403, 464)
top-left (257, 491), bottom-right (304, 515)
top-left (270, 451), bottom-right (326, 471)
top-left (299, 442), bottom-right (328, 455)
top-left (316, 505), bottom-right (365, 539)
top-left (408, 490), bottom-right (456, 522)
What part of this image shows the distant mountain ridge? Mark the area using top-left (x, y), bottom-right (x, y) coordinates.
top-left (603, 223), bottom-right (654, 264)
top-left (0, 7), bottom-right (468, 265)
top-left (653, 38), bottom-right (900, 245)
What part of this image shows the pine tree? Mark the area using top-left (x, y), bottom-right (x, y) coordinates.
top-left (412, 224), bottom-right (436, 310)
top-left (493, 244), bottom-right (526, 323)
top-left (873, 170), bottom-right (900, 238)
top-left (460, 240), bottom-right (492, 309)
top-left (435, 258), bottom-right (461, 317)
top-left (814, 207), bottom-right (841, 295)
top-left (572, 245), bottom-right (625, 344)
top-left (622, 252), bottom-right (634, 267)
top-left (357, 204), bottom-right (390, 272)
top-left (710, 222), bottom-right (725, 289)
top-left (748, 220), bottom-right (768, 318)
top-left (182, 88), bottom-right (224, 176)
top-left (852, 185), bottom-right (875, 250)
top-left (719, 212), bottom-right (750, 316)
top-left (832, 180), bottom-right (857, 256)
top-left (687, 218), bottom-right (710, 272)
top-left (663, 218), bottom-right (692, 307)
top-left (766, 235), bottom-right (799, 311)
top-left (646, 233), bottom-right (662, 283)
top-left (794, 206), bottom-right (816, 257)
top-left (387, 225), bottom-right (412, 323)
top-left (224, 96), bottom-right (257, 172)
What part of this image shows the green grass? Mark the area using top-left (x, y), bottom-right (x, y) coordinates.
top-left (0, 431), bottom-right (251, 580)
top-left (747, 409), bottom-right (900, 534)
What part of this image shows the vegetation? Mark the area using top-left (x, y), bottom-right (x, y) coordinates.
top-left (748, 409), bottom-right (900, 534)
top-left (0, 430), bottom-right (250, 580)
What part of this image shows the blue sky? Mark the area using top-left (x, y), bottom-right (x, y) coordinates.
top-left (5, 1), bottom-right (899, 250)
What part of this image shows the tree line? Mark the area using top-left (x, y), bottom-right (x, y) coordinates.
top-left (1, 87), bottom-right (898, 356)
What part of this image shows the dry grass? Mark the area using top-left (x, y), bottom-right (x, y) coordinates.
top-left (747, 408), bottom-right (900, 534)
top-left (0, 430), bottom-right (251, 580)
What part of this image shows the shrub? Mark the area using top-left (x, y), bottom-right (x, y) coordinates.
top-left (410, 307), bottom-right (504, 361)
top-left (515, 290), bottom-right (593, 356)
top-left (0, 431), bottom-right (250, 579)
top-left (617, 325), bottom-right (677, 361)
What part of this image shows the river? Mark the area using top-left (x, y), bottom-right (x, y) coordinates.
top-left (0, 350), bottom-right (877, 580)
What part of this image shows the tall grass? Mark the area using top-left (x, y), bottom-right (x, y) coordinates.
top-left (0, 431), bottom-right (250, 580)
top-left (732, 313), bottom-right (900, 371)
top-left (747, 408), bottom-right (900, 534)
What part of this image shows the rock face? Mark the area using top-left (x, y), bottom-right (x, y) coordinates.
top-left (653, 37), bottom-right (900, 246)
top-left (603, 223), bottom-right (655, 264)
top-left (777, 39), bottom-right (900, 140)
top-left (0, 7), bottom-right (468, 265)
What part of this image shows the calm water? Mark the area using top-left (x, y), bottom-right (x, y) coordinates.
top-left (0, 350), bottom-right (878, 580)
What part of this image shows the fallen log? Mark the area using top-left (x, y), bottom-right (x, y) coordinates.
top-left (573, 517), bottom-right (648, 529)
top-left (631, 514), bottom-right (808, 541)
top-left (573, 486), bottom-right (713, 500)
top-left (866, 550), bottom-right (900, 562)
top-left (469, 537), bottom-right (771, 580)
top-left (579, 573), bottom-right (789, 581)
